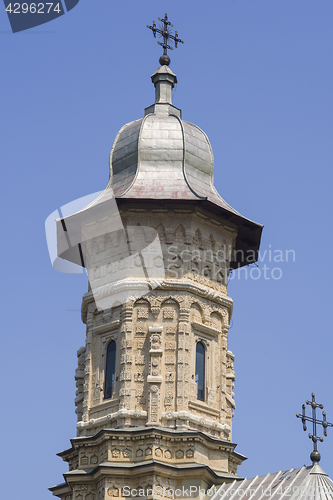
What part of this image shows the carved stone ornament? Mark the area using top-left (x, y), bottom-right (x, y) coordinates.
top-left (163, 308), bottom-right (175, 319)
top-left (151, 307), bottom-right (160, 318)
top-left (137, 308), bottom-right (148, 319)
top-left (150, 297), bottom-right (162, 317)
top-left (150, 385), bottom-right (159, 393)
top-left (107, 487), bottom-right (119, 497)
top-left (151, 333), bottom-right (161, 349)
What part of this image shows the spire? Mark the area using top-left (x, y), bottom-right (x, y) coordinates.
top-left (145, 13), bottom-right (183, 116)
top-left (147, 13), bottom-right (184, 67)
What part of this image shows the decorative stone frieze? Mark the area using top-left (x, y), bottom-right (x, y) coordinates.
top-left (51, 426), bottom-right (245, 500)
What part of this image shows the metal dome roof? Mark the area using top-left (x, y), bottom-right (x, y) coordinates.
top-left (108, 65), bottom-right (240, 213)
top-left (106, 65), bottom-right (263, 268)
top-left (109, 114), bottom-right (219, 202)
top-left (206, 463), bottom-right (333, 500)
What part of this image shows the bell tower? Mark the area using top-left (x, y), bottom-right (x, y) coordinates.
top-left (50, 17), bottom-right (262, 500)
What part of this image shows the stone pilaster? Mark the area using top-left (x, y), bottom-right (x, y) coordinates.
top-left (147, 325), bottom-right (163, 425)
top-left (119, 303), bottom-right (133, 424)
top-left (176, 307), bottom-right (190, 416)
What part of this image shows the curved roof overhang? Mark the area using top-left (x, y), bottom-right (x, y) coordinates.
top-left (55, 195), bottom-right (263, 272)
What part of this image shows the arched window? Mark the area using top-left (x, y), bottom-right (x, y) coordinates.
top-left (104, 341), bottom-right (116, 399)
top-left (195, 341), bottom-right (205, 401)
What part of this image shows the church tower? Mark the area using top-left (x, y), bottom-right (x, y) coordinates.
top-left (50, 19), bottom-right (262, 500)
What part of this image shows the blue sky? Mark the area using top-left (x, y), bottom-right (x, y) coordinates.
top-left (0, 1), bottom-right (332, 498)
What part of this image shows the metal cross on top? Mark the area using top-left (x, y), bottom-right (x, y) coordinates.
top-left (296, 393), bottom-right (333, 464)
top-left (147, 13), bottom-right (184, 66)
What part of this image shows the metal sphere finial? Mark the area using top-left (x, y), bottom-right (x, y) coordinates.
top-left (159, 54), bottom-right (170, 66)
top-left (310, 450), bottom-right (321, 463)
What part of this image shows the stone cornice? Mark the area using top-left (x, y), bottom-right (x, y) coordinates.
top-left (76, 404), bottom-right (231, 437)
top-left (77, 409), bottom-right (148, 432)
top-left (188, 400), bottom-right (220, 418)
top-left (225, 393), bottom-right (236, 410)
top-left (59, 427), bottom-right (240, 458)
top-left (88, 398), bottom-right (120, 413)
top-left (192, 322), bottom-right (221, 338)
top-left (92, 319), bottom-right (120, 335)
top-left (156, 280), bottom-right (233, 312)
top-left (81, 278), bottom-right (233, 323)
top-left (64, 459), bottom-right (243, 479)
top-left (57, 459), bottom-right (245, 494)
top-left (161, 410), bottom-right (229, 434)
top-left (48, 482), bottom-right (70, 495)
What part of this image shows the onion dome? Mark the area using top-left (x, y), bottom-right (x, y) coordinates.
top-left (107, 65), bottom-right (263, 268)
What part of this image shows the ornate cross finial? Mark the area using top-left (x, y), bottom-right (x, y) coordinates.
top-left (296, 393), bottom-right (333, 464)
top-left (147, 13), bottom-right (184, 66)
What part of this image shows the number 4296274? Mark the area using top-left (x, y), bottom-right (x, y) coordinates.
top-left (6, 3), bottom-right (62, 14)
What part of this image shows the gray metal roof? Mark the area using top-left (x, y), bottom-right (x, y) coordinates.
top-left (206, 464), bottom-right (333, 500)
top-left (108, 66), bottom-right (245, 215)
top-left (106, 65), bottom-right (263, 267)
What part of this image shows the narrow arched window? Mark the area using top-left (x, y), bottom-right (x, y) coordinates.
top-left (104, 341), bottom-right (116, 399)
top-left (196, 341), bottom-right (205, 401)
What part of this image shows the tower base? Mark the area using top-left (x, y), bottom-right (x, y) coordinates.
top-left (50, 427), bottom-right (245, 500)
